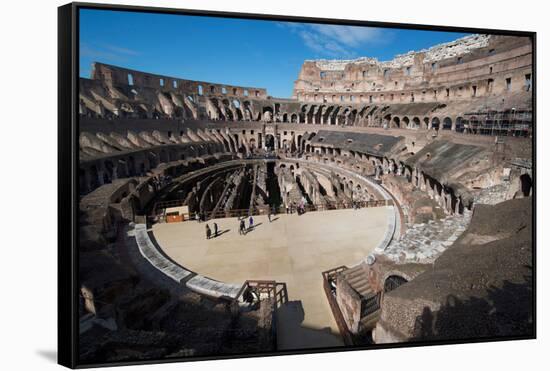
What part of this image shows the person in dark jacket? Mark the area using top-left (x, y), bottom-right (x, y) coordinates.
top-left (239, 219), bottom-right (246, 235)
top-left (205, 224), bottom-right (211, 240)
top-left (213, 222), bottom-right (218, 237)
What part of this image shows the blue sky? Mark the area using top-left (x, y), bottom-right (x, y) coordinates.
top-left (80, 9), bottom-right (471, 98)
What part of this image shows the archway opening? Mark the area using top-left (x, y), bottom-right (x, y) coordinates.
top-left (265, 134), bottom-right (275, 151)
top-left (455, 117), bottom-right (465, 132)
top-left (431, 117), bottom-right (440, 130)
top-left (443, 117), bottom-right (453, 130)
top-left (392, 116), bottom-right (400, 128)
top-left (384, 275), bottom-right (408, 293)
top-left (520, 174), bottom-right (533, 197)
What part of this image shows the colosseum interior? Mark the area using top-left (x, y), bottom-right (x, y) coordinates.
top-left (77, 33), bottom-right (533, 362)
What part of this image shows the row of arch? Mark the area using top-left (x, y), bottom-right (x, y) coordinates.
top-left (299, 143), bottom-right (469, 216)
top-left (81, 89), bottom-right (477, 135)
top-left (79, 142), bottom-right (222, 194)
top-left (389, 115), bottom-right (466, 132)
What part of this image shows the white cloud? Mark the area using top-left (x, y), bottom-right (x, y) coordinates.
top-left (101, 44), bottom-right (140, 56)
top-left (279, 22), bottom-right (387, 58)
top-left (80, 43), bottom-right (140, 63)
top-left (310, 24), bottom-right (382, 48)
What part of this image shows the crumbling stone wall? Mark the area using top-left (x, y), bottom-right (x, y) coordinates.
top-left (373, 198), bottom-right (533, 343)
top-left (293, 35), bottom-right (531, 105)
top-left (336, 278), bottom-right (362, 334)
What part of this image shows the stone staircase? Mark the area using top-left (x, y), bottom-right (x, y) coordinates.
top-left (340, 264), bottom-right (381, 331)
top-left (341, 265), bottom-right (373, 298)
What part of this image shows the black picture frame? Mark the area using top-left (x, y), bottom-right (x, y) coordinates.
top-left (58, 2), bottom-right (536, 368)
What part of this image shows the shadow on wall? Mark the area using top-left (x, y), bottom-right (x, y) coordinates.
top-left (412, 269), bottom-right (533, 342)
top-left (276, 300), bottom-right (345, 350)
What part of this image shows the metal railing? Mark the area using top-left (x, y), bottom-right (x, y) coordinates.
top-left (235, 280), bottom-right (289, 309)
top-left (155, 199), bottom-right (392, 222)
top-left (153, 198), bottom-right (187, 213)
top-left (321, 266), bottom-right (354, 345)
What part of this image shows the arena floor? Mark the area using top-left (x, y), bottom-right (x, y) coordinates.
top-left (152, 207), bottom-right (392, 349)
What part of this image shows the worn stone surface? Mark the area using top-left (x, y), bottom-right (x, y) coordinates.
top-left (374, 198), bottom-right (533, 343)
top-left (380, 210), bottom-right (472, 264)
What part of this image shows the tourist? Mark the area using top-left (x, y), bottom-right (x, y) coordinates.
top-left (249, 215), bottom-right (254, 230)
top-left (239, 219), bottom-right (246, 235)
top-left (213, 222), bottom-right (218, 237)
top-left (267, 208), bottom-right (272, 222)
top-left (205, 224), bottom-right (211, 240)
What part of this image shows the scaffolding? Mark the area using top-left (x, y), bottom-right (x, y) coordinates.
top-left (461, 109), bottom-right (532, 137)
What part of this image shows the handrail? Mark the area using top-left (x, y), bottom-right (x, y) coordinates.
top-left (321, 266), bottom-right (354, 345)
top-left (235, 280), bottom-right (289, 309)
top-left (153, 198), bottom-right (187, 212)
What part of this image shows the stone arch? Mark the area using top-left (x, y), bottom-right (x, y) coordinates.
top-left (340, 107), bottom-right (352, 126)
top-left (431, 117), bottom-right (440, 130)
top-left (392, 116), bottom-right (400, 128)
top-left (412, 117), bottom-right (421, 129)
top-left (316, 105), bottom-right (326, 124)
top-left (443, 117), bottom-right (453, 130)
top-left (350, 109), bottom-right (358, 126)
top-left (219, 136), bottom-right (231, 152)
top-left (300, 104), bottom-right (309, 123)
top-left (520, 173), bottom-right (533, 197)
top-left (207, 97), bottom-right (225, 121)
top-left (384, 275), bottom-right (409, 293)
top-left (323, 106), bottom-right (335, 124)
top-left (262, 106), bottom-right (274, 122)
top-left (232, 134), bottom-right (244, 154)
top-left (265, 134), bottom-right (275, 151)
top-left (242, 100), bottom-right (254, 121)
top-left (232, 99), bottom-right (243, 120)
top-left (330, 106), bottom-right (341, 125)
top-left (402, 116), bottom-right (410, 128)
top-left (423, 117), bottom-right (430, 129)
top-left (455, 116), bottom-right (465, 132)
top-left (307, 105), bottom-right (317, 124)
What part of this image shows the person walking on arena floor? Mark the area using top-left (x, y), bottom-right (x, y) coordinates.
top-left (239, 219), bottom-right (246, 235)
top-left (213, 222), bottom-right (218, 237)
top-left (205, 224), bottom-right (211, 240)
top-left (249, 215), bottom-right (254, 231)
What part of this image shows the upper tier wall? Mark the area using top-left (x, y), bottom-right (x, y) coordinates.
top-left (293, 35), bottom-right (533, 104)
top-left (91, 62), bottom-right (268, 99)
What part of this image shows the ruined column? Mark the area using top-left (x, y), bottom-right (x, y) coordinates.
top-left (274, 124), bottom-right (279, 150)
